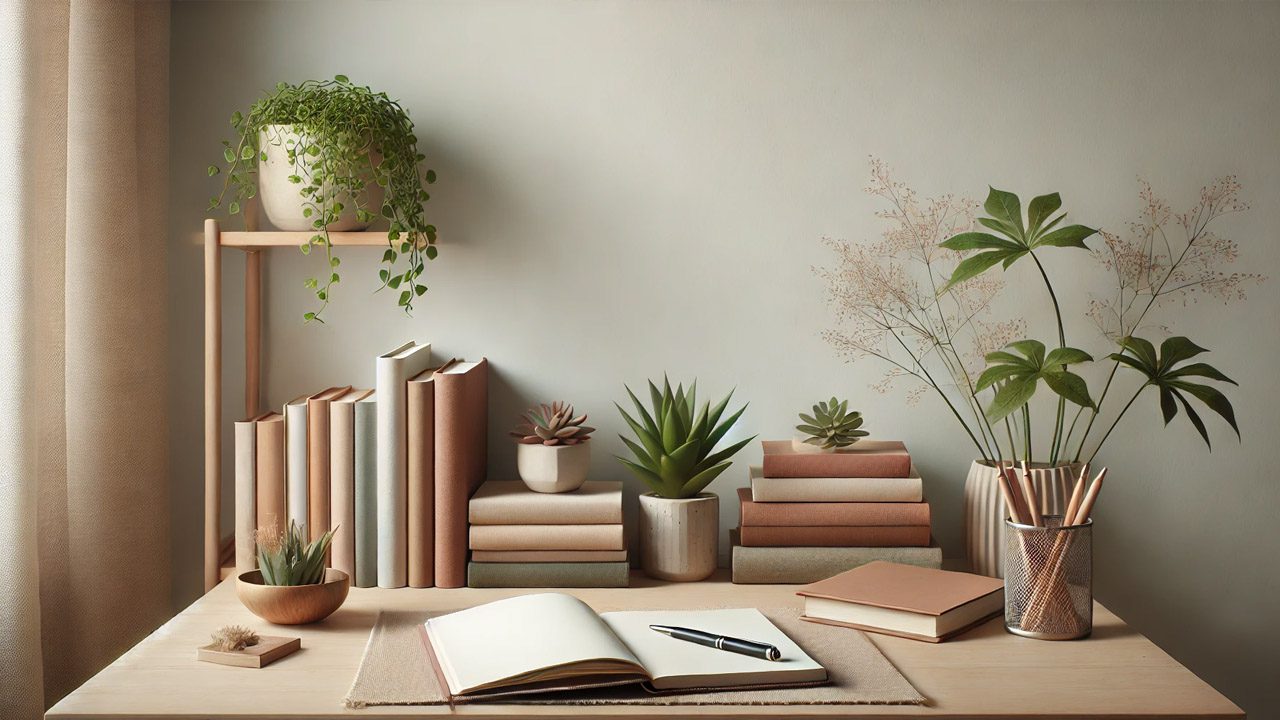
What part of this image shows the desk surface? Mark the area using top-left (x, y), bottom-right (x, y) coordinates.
top-left (47, 571), bottom-right (1242, 720)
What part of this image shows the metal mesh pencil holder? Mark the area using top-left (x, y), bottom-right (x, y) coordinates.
top-left (1004, 515), bottom-right (1092, 640)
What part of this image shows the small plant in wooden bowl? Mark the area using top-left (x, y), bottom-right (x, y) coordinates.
top-left (794, 397), bottom-right (869, 452)
top-left (511, 402), bottom-right (595, 493)
top-left (236, 521), bottom-right (348, 625)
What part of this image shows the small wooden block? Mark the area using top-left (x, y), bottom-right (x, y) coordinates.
top-left (197, 635), bottom-right (300, 668)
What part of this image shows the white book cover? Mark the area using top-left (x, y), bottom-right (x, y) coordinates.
top-left (283, 396), bottom-right (309, 531)
top-left (375, 341), bottom-right (432, 588)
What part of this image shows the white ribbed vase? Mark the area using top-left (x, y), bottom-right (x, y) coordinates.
top-left (964, 460), bottom-right (1081, 578)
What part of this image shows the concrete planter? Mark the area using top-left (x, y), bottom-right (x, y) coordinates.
top-left (638, 492), bottom-right (718, 582)
top-left (516, 442), bottom-right (590, 494)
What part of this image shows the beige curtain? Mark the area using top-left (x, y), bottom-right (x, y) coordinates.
top-left (0, 1), bottom-right (170, 717)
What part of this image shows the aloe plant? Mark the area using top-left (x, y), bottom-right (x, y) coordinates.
top-left (255, 520), bottom-right (335, 586)
top-left (615, 377), bottom-right (755, 499)
top-left (797, 398), bottom-right (869, 449)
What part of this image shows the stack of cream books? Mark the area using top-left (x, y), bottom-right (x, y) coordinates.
top-left (467, 480), bottom-right (628, 587)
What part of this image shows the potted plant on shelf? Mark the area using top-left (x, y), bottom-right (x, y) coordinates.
top-left (794, 397), bottom-right (869, 452)
top-left (818, 161), bottom-right (1261, 576)
top-left (208, 75), bottom-right (438, 321)
top-left (615, 377), bottom-right (755, 581)
top-left (510, 402), bottom-right (595, 493)
top-left (236, 521), bottom-right (348, 625)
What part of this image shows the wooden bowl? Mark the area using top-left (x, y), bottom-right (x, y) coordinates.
top-left (235, 568), bottom-right (350, 625)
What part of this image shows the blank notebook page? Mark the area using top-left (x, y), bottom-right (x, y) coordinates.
top-left (599, 608), bottom-right (825, 689)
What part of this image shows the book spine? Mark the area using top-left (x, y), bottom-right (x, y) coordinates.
top-left (731, 544), bottom-right (942, 584)
top-left (353, 399), bottom-right (378, 588)
top-left (255, 419), bottom-right (286, 537)
top-left (466, 561), bottom-right (630, 588)
top-left (233, 420), bottom-right (257, 572)
top-left (434, 359), bottom-right (488, 588)
top-left (406, 379), bottom-right (435, 588)
top-left (737, 488), bottom-right (931, 527)
top-left (738, 525), bottom-right (931, 547)
top-left (375, 357), bottom-right (408, 588)
top-left (307, 397), bottom-right (333, 545)
top-left (329, 402), bottom-right (356, 580)
top-left (467, 482), bottom-right (624, 525)
top-left (284, 403), bottom-right (308, 531)
top-left (470, 549), bottom-right (629, 563)
top-left (762, 452), bottom-right (912, 479)
top-left (749, 471), bottom-right (923, 503)
top-left (469, 524), bottom-right (625, 551)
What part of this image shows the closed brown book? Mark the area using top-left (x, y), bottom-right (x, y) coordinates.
top-left (736, 487), bottom-right (930, 527)
top-left (407, 366), bottom-right (444, 588)
top-left (469, 480), bottom-right (623, 525)
top-left (329, 388), bottom-right (370, 581)
top-left (307, 386), bottom-right (350, 545)
top-left (433, 359), bottom-right (489, 588)
top-left (738, 525), bottom-right (930, 547)
top-left (761, 440), bottom-right (911, 478)
top-left (254, 413), bottom-right (286, 537)
top-left (797, 561), bottom-right (1004, 643)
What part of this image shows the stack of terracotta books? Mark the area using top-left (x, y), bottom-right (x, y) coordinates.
top-left (466, 480), bottom-right (628, 588)
top-left (731, 440), bottom-right (941, 584)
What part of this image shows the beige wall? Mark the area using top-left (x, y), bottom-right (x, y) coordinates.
top-left (169, 1), bottom-right (1280, 715)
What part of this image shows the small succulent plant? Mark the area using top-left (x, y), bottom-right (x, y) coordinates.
top-left (255, 520), bottom-right (335, 586)
top-left (797, 397), bottom-right (869, 450)
top-left (510, 402), bottom-right (595, 446)
top-left (615, 376), bottom-right (755, 499)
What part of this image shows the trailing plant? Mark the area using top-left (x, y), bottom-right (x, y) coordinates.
top-left (254, 520), bottom-right (335, 586)
top-left (208, 75), bottom-right (438, 321)
top-left (818, 160), bottom-right (1261, 468)
top-left (797, 398), bottom-right (869, 449)
top-left (615, 377), bottom-right (755, 499)
top-left (510, 402), bottom-right (595, 445)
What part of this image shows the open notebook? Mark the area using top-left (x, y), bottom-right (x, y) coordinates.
top-left (422, 593), bottom-right (827, 701)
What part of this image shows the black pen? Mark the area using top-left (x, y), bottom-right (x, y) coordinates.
top-left (649, 624), bottom-right (782, 661)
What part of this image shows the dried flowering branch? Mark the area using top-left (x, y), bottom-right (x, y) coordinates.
top-left (817, 159), bottom-right (1019, 463)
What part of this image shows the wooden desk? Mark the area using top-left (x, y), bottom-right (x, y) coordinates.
top-left (46, 571), bottom-right (1242, 719)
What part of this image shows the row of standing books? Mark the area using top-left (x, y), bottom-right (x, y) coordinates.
top-left (234, 341), bottom-right (489, 588)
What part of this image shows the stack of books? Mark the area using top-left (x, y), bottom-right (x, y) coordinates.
top-left (731, 440), bottom-right (941, 584)
top-left (467, 480), bottom-right (628, 588)
top-left (233, 341), bottom-right (490, 590)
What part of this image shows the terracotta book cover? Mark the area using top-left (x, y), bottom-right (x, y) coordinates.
top-left (797, 561), bottom-right (1003, 616)
top-left (760, 439), bottom-right (911, 478)
top-left (329, 389), bottom-right (370, 581)
top-left (433, 358), bottom-right (489, 588)
top-left (406, 367), bottom-right (442, 588)
top-left (254, 413), bottom-right (286, 537)
top-left (736, 487), bottom-right (930, 527)
top-left (469, 480), bottom-right (623, 525)
top-left (306, 386), bottom-right (350, 544)
top-left (738, 525), bottom-right (930, 547)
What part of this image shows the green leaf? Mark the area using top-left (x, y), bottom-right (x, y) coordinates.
top-left (1158, 336), bottom-right (1208, 371)
top-left (1159, 387), bottom-right (1178, 424)
top-left (223, 147), bottom-right (235, 163)
top-left (1118, 336), bottom-right (1158, 369)
top-left (975, 364), bottom-right (1023, 392)
top-left (1033, 224), bottom-right (1096, 249)
top-left (1008, 339), bottom-right (1046, 366)
top-left (240, 145), bottom-right (255, 160)
top-left (1168, 380), bottom-right (1239, 439)
top-left (977, 216), bottom-right (1021, 241)
top-left (425, 169), bottom-right (437, 184)
top-left (986, 377), bottom-right (1038, 423)
top-left (1044, 346), bottom-right (1093, 367)
top-left (228, 201), bottom-right (240, 215)
top-left (939, 232), bottom-right (1021, 252)
top-left (1165, 362), bottom-right (1236, 384)
top-left (207, 165), bottom-right (219, 176)
top-left (1042, 370), bottom-right (1094, 408)
top-left (334, 74), bottom-right (349, 82)
top-left (983, 187), bottom-right (1024, 238)
top-left (1027, 192), bottom-right (1062, 236)
top-left (1112, 334), bottom-right (1240, 448)
top-left (425, 245), bottom-right (439, 260)
top-left (941, 250), bottom-right (1010, 291)
top-left (398, 290), bottom-right (411, 306)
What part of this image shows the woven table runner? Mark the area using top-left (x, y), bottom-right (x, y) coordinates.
top-left (344, 607), bottom-right (925, 708)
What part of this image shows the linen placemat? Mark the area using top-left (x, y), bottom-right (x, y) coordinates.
top-left (344, 607), bottom-right (925, 708)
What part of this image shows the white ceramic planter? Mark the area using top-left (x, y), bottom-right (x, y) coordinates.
top-left (963, 460), bottom-right (1081, 577)
top-left (257, 125), bottom-right (384, 232)
top-left (637, 493), bottom-right (718, 582)
top-left (516, 442), bottom-right (590, 494)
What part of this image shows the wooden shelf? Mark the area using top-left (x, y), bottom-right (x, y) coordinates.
top-left (220, 230), bottom-right (394, 249)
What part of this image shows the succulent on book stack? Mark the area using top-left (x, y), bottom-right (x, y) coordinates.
top-left (510, 402), bottom-right (595, 446)
top-left (797, 398), bottom-right (869, 450)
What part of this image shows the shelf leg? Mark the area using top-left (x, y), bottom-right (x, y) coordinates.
top-left (245, 251), bottom-right (261, 417)
top-left (204, 219), bottom-right (222, 592)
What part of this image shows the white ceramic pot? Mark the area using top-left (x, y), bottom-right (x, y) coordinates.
top-left (257, 124), bottom-right (384, 232)
top-left (963, 460), bottom-right (1081, 577)
top-left (516, 442), bottom-right (590, 493)
top-left (637, 493), bottom-right (718, 582)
